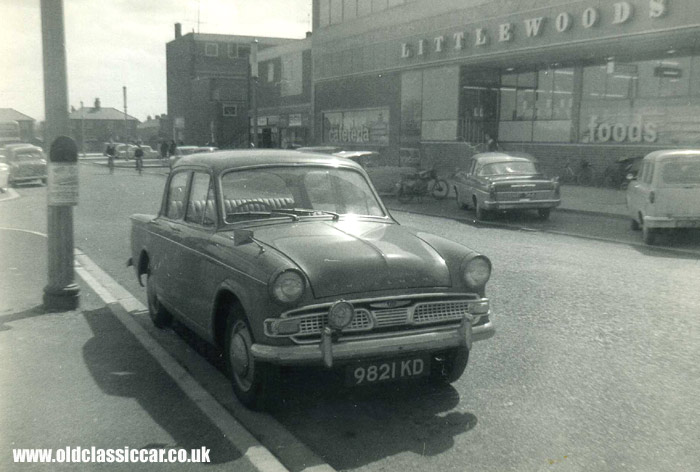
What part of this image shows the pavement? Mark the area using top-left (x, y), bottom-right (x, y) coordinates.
top-left (0, 227), bottom-right (288, 471)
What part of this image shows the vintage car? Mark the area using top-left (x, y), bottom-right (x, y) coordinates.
top-left (626, 149), bottom-right (700, 245)
top-left (452, 152), bottom-right (560, 220)
top-left (0, 144), bottom-right (47, 186)
top-left (114, 144), bottom-right (160, 160)
top-left (128, 150), bottom-right (494, 409)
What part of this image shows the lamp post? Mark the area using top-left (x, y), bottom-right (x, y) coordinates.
top-left (80, 100), bottom-right (85, 156)
top-left (250, 39), bottom-right (259, 148)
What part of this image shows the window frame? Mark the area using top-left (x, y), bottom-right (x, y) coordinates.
top-left (163, 170), bottom-right (192, 220)
top-left (205, 42), bottom-right (219, 57)
top-left (184, 171), bottom-right (217, 227)
top-left (223, 104), bottom-right (238, 117)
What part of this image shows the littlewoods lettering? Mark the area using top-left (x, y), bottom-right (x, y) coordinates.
top-left (400, 0), bottom-right (668, 58)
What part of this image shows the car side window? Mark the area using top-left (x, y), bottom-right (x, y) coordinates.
top-left (165, 171), bottom-right (190, 220)
top-left (185, 172), bottom-right (216, 226)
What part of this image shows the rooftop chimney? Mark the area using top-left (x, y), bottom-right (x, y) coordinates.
top-left (175, 23), bottom-right (182, 39)
top-left (94, 98), bottom-right (101, 110)
top-left (305, 31), bottom-right (312, 38)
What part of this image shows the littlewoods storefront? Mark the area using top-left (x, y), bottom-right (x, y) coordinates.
top-left (312, 0), bottom-right (700, 174)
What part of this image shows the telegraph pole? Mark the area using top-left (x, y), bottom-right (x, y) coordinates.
top-left (250, 39), bottom-right (259, 148)
top-left (41, 0), bottom-right (79, 311)
top-left (123, 86), bottom-right (128, 142)
top-left (80, 100), bottom-right (85, 156)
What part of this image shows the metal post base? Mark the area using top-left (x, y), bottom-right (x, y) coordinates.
top-left (43, 284), bottom-right (80, 312)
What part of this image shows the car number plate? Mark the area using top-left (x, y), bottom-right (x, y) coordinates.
top-left (519, 192), bottom-right (535, 200)
top-left (346, 356), bottom-right (430, 386)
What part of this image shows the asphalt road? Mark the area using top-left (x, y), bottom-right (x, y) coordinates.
top-left (4, 163), bottom-right (700, 472)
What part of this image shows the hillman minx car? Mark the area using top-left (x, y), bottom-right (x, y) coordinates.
top-left (128, 150), bottom-right (494, 409)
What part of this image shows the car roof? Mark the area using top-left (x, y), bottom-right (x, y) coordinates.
top-left (472, 152), bottom-right (535, 164)
top-left (173, 149), bottom-right (364, 172)
top-left (644, 149), bottom-right (700, 162)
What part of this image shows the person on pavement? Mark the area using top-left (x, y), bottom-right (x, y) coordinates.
top-left (485, 133), bottom-right (499, 152)
top-left (134, 144), bottom-right (144, 175)
top-left (160, 140), bottom-right (169, 160)
top-left (105, 142), bottom-right (116, 174)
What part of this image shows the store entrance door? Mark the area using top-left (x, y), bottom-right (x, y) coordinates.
top-left (460, 86), bottom-right (499, 144)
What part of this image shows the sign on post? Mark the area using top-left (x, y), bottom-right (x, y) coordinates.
top-left (48, 136), bottom-right (79, 206)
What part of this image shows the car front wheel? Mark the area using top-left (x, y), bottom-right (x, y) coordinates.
top-left (225, 313), bottom-right (278, 410)
top-left (431, 346), bottom-right (469, 384)
top-left (146, 270), bottom-right (172, 328)
top-left (537, 208), bottom-right (551, 220)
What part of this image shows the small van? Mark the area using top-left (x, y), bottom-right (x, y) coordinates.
top-left (626, 150), bottom-right (700, 244)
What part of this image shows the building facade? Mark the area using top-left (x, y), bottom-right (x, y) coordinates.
top-left (252, 34), bottom-right (313, 148)
top-left (311, 0), bottom-right (700, 175)
top-left (166, 23), bottom-right (296, 147)
top-left (0, 108), bottom-right (36, 145)
top-left (69, 99), bottom-right (139, 153)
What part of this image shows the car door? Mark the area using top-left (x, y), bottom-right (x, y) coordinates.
top-left (155, 170), bottom-right (192, 315)
top-left (628, 160), bottom-right (652, 220)
top-left (177, 171), bottom-right (218, 330)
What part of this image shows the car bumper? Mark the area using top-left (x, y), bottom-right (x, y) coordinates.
top-left (483, 199), bottom-right (560, 211)
top-left (250, 315), bottom-right (494, 367)
top-left (644, 215), bottom-right (700, 228)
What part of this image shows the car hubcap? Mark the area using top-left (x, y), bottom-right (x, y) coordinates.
top-left (230, 323), bottom-right (254, 390)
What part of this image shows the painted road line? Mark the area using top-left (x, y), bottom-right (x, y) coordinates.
top-left (73, 249), bottom-right (291, 472)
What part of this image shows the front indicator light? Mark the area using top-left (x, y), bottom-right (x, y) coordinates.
top-left (266, 318), bottom-right (301, 336)
top-left (469, 300), bottom-right (490, 315)
top-left (328, 300), bottom-right (355, 330)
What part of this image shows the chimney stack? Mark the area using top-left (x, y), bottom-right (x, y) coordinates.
top-left (94, 98), bottom-right (101, 110)
top-left (305, 31), bottom-right (312, 38)
top-left (175, 23), bottom-right (182, 39)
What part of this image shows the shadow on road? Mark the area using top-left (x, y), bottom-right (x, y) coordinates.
top-left (81, 308), bottom-right (241, 464)
top-left (0, 305), bottom-right (49, 332)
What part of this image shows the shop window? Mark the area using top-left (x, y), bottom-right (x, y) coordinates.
top-left (330, 0), bottom-right (343, 24)
top-left (583, 63), bottom-right (636, 99)
top-left (516, 89), bottom-right (535, 120)
top-left (552, 68), bottom-right (574, 119)
top-left (401, 70), bottom-right (423, 145)
top-left (323, 108), bottom-right (389, 145)
top-left (205, 43), bottom-right (218, 57)
top-left (536, 70), bottom-right (554, 120)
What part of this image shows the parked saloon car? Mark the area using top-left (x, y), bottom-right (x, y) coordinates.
top-left (128, 150), bottom-right (494, 409)
top-left (452, 152), bottom-right (560, 221)
top-left (0, 144), bottom-right (47, 186)
top-left (626, 149), bottom-right (700, 245)
top-left (168, 145), bottom-right (217, 168)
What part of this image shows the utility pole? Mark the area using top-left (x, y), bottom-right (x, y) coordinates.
top-left (41, 0), bottom-right (79, 311)
top-left (250, 39), bottom-right (259, 148)
top-left (80, 100), bottom-right (85, 156)
top-left (123, 86), bottom-right (128, 143)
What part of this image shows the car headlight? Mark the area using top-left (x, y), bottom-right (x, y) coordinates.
top-left (270, 270), bottom-right (305, 304)
top-left (463, 255), bottom-right (491, 287)
top-left (328, 300), bottom-right (354, 330)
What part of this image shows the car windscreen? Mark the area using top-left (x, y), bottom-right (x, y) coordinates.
top-left (221, 166), bottom-right (385, 223)
top-left (479, 161), bottom-right (537, 176)
top-left (660, 157), bottom-right (700, 185)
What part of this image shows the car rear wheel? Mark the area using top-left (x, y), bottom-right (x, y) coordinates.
top-left (537, 208), bottom-right (551, 220)
top-left (431, 179), bottom-right (449, 199)
top-left (146, 270), bottom-right (172, 328)
top-left (430, 346), bottom-right (469, 384)
top-left (455, 188), bottom-right (468, 209)
top-left (225, 313), bottom-right (279, 410)
top-left (397, 185), bottom-right (413, 203)
top-left (475, 199), bottom-right (490, 221)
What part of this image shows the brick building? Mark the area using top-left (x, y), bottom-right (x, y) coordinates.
top-left (69, 98), bottom-right (139, 153)
top-left (166, 23), bottom-right (296, 148)
top-left (0, 108), bottom-right (36, 145)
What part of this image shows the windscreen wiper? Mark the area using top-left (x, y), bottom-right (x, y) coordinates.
top-left (273, 208), bottom-right (340, 221)
top-left (226, 211), bottom-right (299, 222)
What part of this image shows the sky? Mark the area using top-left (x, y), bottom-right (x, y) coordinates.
top-left (0, 0), bottom-right (312, 122)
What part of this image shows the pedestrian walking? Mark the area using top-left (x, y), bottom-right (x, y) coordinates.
top-left (485, 133), bottom-right (499, 152)
top-left (134, 144), bottom-right (144, 175)
top-left (160, 140), bottom-right (169, 159)
top-left (105, 142), bottom-right (116, 174)
top-left (168, 140), bottom-right (177, 157)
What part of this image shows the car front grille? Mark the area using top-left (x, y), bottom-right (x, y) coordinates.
top-left (285, 296), bottom-right (481, 344)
